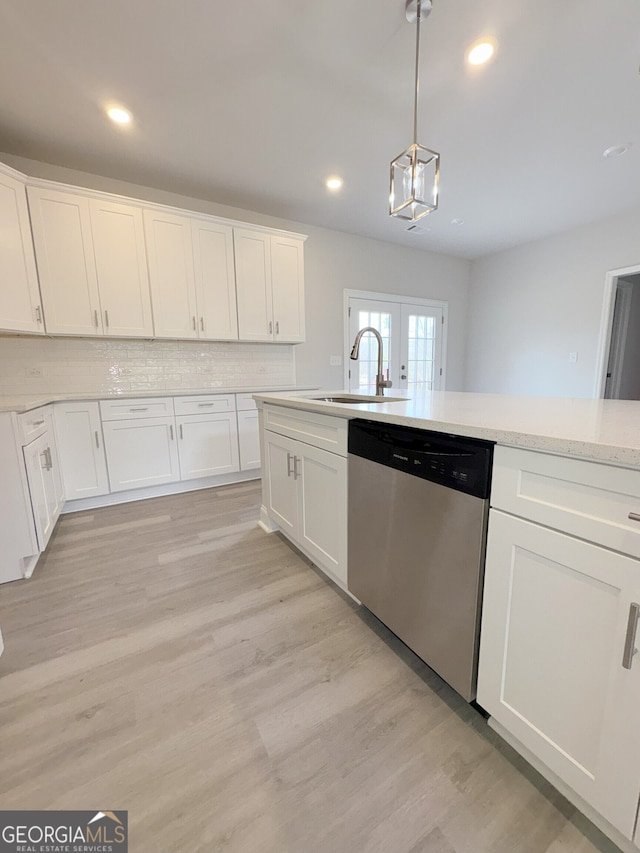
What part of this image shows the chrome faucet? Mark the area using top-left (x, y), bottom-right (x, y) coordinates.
top-left (350, 327), bottom-right (393, 396)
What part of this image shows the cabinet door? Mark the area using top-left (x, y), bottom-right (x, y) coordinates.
top-left (27, 186), bottom-right (102, 335)
top-left (192, 220), bottom-right (238, 340)
top-left (271, 234), bottom-right (305, 343)
top-left (0, 171), bottom-right (43, 334)
top-left (296, 442), bottom-right (347, 585)
top-left (176, 413), bottom-right (239, 480)
top-left (23, 432), bottom-right (57, 550)
top-left (54, 402), bottom-right (110, 499)
top-left (237, 410), bottom-right (261, 471)
top-left (234, 228), bottom-right (272, 341)
top-left (144, 209), bottom-right (198, 339)
top-left (102, 417), bottom-right (180, 492)
top-left (90, 199), bottom-right (154, 337)
top-left (477, 510), bottom-right (640, 839)
top-left (264, 431), bottom-right (297, 536)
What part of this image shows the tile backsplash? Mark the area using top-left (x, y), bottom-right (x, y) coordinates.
top-left (0, 337), bottom-right (295, 396)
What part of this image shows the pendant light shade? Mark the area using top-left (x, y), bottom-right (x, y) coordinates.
top-left (389, 0), bottom-right (440, 221)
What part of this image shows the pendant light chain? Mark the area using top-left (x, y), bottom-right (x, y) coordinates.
top-left (413, 0), bottom-right (421, 146)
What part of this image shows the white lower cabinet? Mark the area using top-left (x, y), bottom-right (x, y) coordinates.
top-left (176, 413), bottom-right (239, 480)
top-left (102, 417), bottom-right (180, 492)
top-left (479, 447), bottom-right (640, 845)
top-left (54, 402), bottom-right (109, 499)
top-left (237, 410), bottom-right (261, 471)
top-left (264, 427), bottom-right (347, 587)
top-left (23, 429), bottom-right (63, 551)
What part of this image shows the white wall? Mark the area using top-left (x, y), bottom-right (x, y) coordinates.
top-left (2, 153), bottom-right (472, 393)
top-left (465, 206), bottom-right (640, 397)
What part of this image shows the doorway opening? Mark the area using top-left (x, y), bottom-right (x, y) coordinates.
top-left (343, 290), bottom-right (447, 394)
top-left (595, 265), bottom-right (640, 399)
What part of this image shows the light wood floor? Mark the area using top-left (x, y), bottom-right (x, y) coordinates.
top-left (0, 482), bottom-right (620, 853)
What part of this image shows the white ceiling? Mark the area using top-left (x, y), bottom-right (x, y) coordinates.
top-left (1, 0), bottom-right (639, 259)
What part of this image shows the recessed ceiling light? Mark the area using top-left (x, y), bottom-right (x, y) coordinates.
top-left (107, 106), bottom-right (132, 125)
top-left (603, 143), bottom-right (631, 158)
top-left (467, 40), bottom-right (495, 66)
top-left (451, 218), bottom-right (465, 226)
top-left (326, 176), bottom-right (343, 191)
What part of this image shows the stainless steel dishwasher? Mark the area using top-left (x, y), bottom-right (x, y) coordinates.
top-left (348, 419), bottom-right (493, 701)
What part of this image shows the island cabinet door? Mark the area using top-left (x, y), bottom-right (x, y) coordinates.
top-left (296, 442), bottom-right (347, 586)
top-left (477, 509), bottom-right (640, 839)
top-left (263, 431), bottom-right (297, 537)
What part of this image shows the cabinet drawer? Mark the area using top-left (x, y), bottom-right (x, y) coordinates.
top-left (492, 445), bottom-right (640, 557)
top-left (18, 405), bottom-right (49, 445)
top-left (263, 403), bottom-right (348, 456)
top-left (100, 397), bottom-right (174, 421)
top-left (235, 393), bottom-right (258, 412)
top-left (173, 394), bottom-right (235, 415)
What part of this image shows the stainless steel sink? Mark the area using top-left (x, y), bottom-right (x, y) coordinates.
top-left (309, 394), bottom-right (408, 404)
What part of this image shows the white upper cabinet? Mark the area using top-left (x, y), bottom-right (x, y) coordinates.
top-left (28, 186), bottom-right (153, 338)
top-left (271, 234), bottom-right (305, 342)
top-left (192, 219), bottom-right (238, 340)
top-left (143, 209), bottom-right (198, 339)
top-left (235, 228), bottom-right (305, 342)
top-left (235, 228), bottom-right (273, 341)
top-left (0, 169), bottom-right (43, 334)
top-left (28, 186), bottom-right (102, 336)
top-left (89, 199), bottom-right (153, 337)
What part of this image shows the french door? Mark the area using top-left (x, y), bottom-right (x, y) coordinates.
top-left (346, 293), bottom-right (445, 394)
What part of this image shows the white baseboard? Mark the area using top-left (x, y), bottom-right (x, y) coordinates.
top-left (61, 470), bottom-right (260, 513)
top-left (488, 718), bottom-right (639, 853)
top-left (258, 504), bottom-right (280, 533)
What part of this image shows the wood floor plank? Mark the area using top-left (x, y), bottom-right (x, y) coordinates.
top-left (0, 482), bottom-right (620, 853)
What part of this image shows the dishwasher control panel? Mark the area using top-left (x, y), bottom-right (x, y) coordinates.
top-left (349, 420), bottom-right (493, 499)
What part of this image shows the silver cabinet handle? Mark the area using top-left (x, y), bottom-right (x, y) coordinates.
top-left (104, 309), bottom-right (110, 328)
top-left (94, 309), bottom-right (99, 327)
top-left (192, 316), bottom-right (197, 331)
top-left (622, 602), bottom-right (640, 669)
top-left (170, 424), bottom-right (174, 441)
top-left (40, 450), bottom-right (48, 470)
top-left (293, 455), bottom-right (300, 480)
top-left (276, 320), bottom-right (279, 335)
top-left (95, 430), bottom-right (100, 449)
top-left (286, 452), bottom-right (293, 477)
top-left (35, 305), bottom-right (42, 323)
top-left (629, 513), bottom-right (640, 523)
top-left (32, 419), bottom-right (45, 428)
top-left (200, 316), bottom-right (205, 332)
top-left (268, 320), bottom-right (273, 335)
top-left (42, 446), bottom-right (52, 470)
top-left (179, 424), bottom-right (183, 440)
top-left (129, 407), bottom-right (149, 412)
top-left (198, 402), bottom-right (215, 407)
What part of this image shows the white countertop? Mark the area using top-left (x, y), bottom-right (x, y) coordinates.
top-left (254, 389), bottom-right (640, 467)
top-left (0, 386), bottom-right (318, 415)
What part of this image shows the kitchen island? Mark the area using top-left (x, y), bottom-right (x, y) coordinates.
top-left (255, 388), bottom-right (640, 853)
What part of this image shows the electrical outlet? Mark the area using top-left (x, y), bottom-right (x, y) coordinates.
top-left (25, 366), bottom-right (43, 378)
top-left (569, 352), bottom-right (578, 363)
top-left (330, 355), bottom-right (342, 367)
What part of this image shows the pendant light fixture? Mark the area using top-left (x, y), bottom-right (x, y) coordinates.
top-left (389, 0), bottom-right (440, 220)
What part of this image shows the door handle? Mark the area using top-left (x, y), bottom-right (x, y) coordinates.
top-left (170, 424), bottom-right (174, 441)
top-left (192, 316), bottom-right (197, 331)
top-left (200, 317), bottom-right (205, 332)
top-left (179, 424), bottom-right (183, 440)
top-left (628, 512), bottom-right (640, 523)
top-left (286, 452), bottom-right (294, 477)
top-left (622, 602), bottom-right (640, 669)
top-left (104, 309), bottom-right (110, 328)
top-left (95, 430), bottom-right (100, 449)
top-left (276, 320), bottom-right (279, 335)
top-left (268, 320), bottom-right (273, 335)
top-left (293, 455), bottom-right (300, 480)
top-left (94, 309), bottom-right (99, 327)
